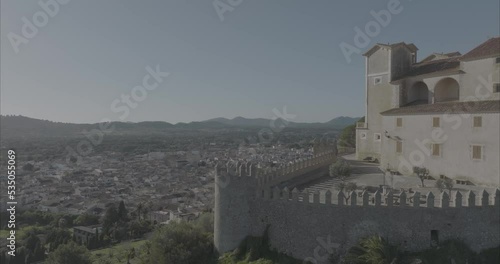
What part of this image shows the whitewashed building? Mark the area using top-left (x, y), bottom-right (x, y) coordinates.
top-left (356, 37), bottom-right (500, 186)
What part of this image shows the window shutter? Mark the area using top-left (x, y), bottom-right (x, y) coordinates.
top-left (472, 145), bottom-right (482, 160)
top-left (433, 117), bottom-right (440, 127)
top-left (432, 144), bottom-right (440, 156)
top-left (396, 118), bottom-right (403, 127)
top-left (396, 141), bottom-right (402, 153)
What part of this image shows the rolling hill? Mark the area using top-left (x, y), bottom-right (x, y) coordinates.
top-left (0, 115), bottom-right (361, 138)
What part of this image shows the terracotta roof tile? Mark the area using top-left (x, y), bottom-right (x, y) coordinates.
top-left (393, 57), bottom-right (461, 80)
top-left (392, 37), bottom-right (499, 80)
top-left (363, 42), bottom-right (417, 57)
top-left (461, 37), bottom-right (500, 61)
top-left (380, 100), bottom-right (500, 116)
top-left (420, 52), bottom-right (461, 63)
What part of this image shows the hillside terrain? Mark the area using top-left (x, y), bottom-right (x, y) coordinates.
top-left (0, 115), bottom-right (359, 138)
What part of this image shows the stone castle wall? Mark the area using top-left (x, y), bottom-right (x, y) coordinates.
top-left (213, 148), bottom-right (500, 263)
top-left (214, 148), bottom-right (337, 253)
top-left (250, 188), bottom-right (500, 263)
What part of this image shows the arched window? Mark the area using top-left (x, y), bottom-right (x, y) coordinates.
top-left (408, 82), bottom-right (429, 104)
top-left (434, 78), bottom-right (459, 102)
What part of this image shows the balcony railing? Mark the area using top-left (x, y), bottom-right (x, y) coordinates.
top-left (356, 122), bottom-right (367, 129)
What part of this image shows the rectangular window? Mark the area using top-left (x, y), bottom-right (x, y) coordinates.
top-left (494, 83), bottom-right (500, 93)
top-left (360, 132), bottom-right (367, 139)
top-left (396, 117), bottom-right (403, 128)
top-left (432, 117), bottom-right (440, 128)
top-left (432, 144), bottom-right (441, 156)
top-left (471, 145), bottom-right (483, 160)
top-left (496, 57), bottom-right (500, 64)
top-left (374, 133), bottom-right (381, 141)
top-left (473, 116), bottom-right (482, 128)
top-left (396, 141), bottom-right (403, 154)
top-left (373, 77), bottom-right (382, 85)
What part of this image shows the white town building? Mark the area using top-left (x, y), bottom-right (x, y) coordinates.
top-left (356, 37), bottom-right (500, 186)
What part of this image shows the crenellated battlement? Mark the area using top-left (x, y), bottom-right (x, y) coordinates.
top-left (258, 187), bottom-right (500, 209)
top-left (215, 161), bottom-right (258, 178)
top-left (214, 139), bottom-right (500, 262)
top-left (247, 188), bottom-right (500, 262)
top-left (215, 149), bottom-right (336, 188)
top-left (257, 150), bottom-right (336, 187)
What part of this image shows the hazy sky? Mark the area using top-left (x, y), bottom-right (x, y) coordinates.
top-left (1, 0), bottom-right (499, 124)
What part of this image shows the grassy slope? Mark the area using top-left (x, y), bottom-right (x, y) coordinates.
top-left (91, 239), bottom-right (147, 264)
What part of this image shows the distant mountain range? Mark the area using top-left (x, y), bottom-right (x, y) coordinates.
top-left (206, 116), bottom-right (360, 129)
top-left (0, 115), bottom-right (361, 138)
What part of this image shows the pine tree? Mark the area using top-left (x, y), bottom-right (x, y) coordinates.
top-left (118, 201), bottom-right (129, 222)
top-left (103, 205), bottom-right (119, 235)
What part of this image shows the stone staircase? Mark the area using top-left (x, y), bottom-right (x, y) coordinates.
top-left (299, 176), bottom-right (343, 192)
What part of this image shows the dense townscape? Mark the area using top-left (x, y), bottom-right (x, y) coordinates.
top-left (0, 116), bottom-right (345, 224)
top-left (0, 116), bottom-right (350, 263)
top-left (3, 139), bottom-right (320, 221)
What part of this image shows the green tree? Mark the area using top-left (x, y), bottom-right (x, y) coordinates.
top-left (129, 220), bottom-right (152, 238)
top-left (194, 212), bottom-right (214, 234)
top-left (338, 124), bottom-right (356, 148)
top-left (46, 227), bottom-right (71, 252)
top-left (436, 178), bottom-right (454, 195)
top-left (102, 205), bottom-right (119, 234)
top-left (335, 180), bottom-right (357, 203)
top-left (8, 246), bottom-right (28, 264)
top-left (142, 201), bottom-right (153, 221)
top-left (58, 217), bottom-right (68, 228)
top-left (413, 166), bottom-right (430, 187)
top-left (146, 221), bottom-right (215, 264)
top-left (19, 210), bottom-right (55, 226)
top-left (112, 223), bottom-right (129, 242)
top-left (23, 231), bottom-right (40, 253)
top-left (45, 241), bottom-right (92, 264)
top-left (338, 117), bottom-right (364, 149)
top-left (118, 201), bottom-right (129, 222)
top-left (74, 213), bottom-right (100, 226)
top-left (329, 160), bottom-right (351, 178)
top-left (136, 202), bottom-right (144, 221)
top-left (344, 235), bottom-right (399, 264)
top-left (127, 247), bottom-right (136, 264)
top-left (133, 241), bottom-right (153, 264)
top-left (51, 214), bottom-right (77, 228)
top-left (23, 232), bottom-right (45, 262)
